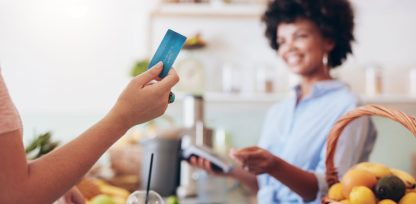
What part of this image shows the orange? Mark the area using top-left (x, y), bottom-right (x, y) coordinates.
top-left (399, 192), bottom-right (416, 204)
top-left (328, 183), bottom-right (345, 201)
top-left (378, 199), bottom-right (397, 204)
top-left (349, 186), bottom-right (376, 204)
top-left (342, 169), bottom-right (377, 198)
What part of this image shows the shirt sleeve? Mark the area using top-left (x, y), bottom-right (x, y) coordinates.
top-left (313, 115), bottom-right (377, 199)
top-left (0, 71), bottom-right (22, 135)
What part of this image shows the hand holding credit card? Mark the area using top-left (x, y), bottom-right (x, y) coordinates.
top-left (147, 29), bottom-right (187, 78)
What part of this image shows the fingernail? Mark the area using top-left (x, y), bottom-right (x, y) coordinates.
top-left (156, 61), bottom-right (163, 67)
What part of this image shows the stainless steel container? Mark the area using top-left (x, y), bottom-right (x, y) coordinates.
top-left (141, 138), bottom-right (181, 197)
top-left (177, 95), bottom-right (214, 198)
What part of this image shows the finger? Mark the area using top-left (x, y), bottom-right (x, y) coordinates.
top-left (189, 156), bottom-right (197, 165)
top-left (135, 62), bottom-right (163, 87)
top-left (145, 80), bottom-right (157, 87)
top-left (233, 151), bottom-right (250, 161)
top-left (203, 159), bottom-right (213, 172)
top-left (71, 187), bottom-right (86, 204)
top-left (198, 157), bottom-right (206, 168)
top-left (229, 148), bottom-right (243, 166)
top-left (235, 152), bottom-right (265, 167)
top-left (236, 147), bottom-right (264, 159)
top-left (238, 146), bottom-right (261, 153)
top-left (155, 68), bottom-right (179, 90)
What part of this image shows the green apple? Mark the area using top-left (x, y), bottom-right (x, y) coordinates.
top-left (90, 195), bottom-right (116, 204)
top-left (166, 195), bottom-right (179, 204)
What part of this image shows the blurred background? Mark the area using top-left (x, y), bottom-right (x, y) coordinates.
top-left (1, 0), bottom-right (416, 199)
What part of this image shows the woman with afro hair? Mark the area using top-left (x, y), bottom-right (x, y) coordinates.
top-left (190, 0), bottom-right (377, 203)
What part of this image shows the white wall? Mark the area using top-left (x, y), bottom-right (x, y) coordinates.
top-left (343, 0), bottom-right (416, 95)
top-left (2, 0), bottom-right (416, 115)
top-left (0, 0), bottom-right (158, 114)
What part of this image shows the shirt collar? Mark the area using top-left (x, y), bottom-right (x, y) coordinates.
top-left (293, 80), bottom-right (348, 100)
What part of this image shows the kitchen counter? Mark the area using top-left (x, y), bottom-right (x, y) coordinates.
top-left (165, 178), bottom-right (256, 204)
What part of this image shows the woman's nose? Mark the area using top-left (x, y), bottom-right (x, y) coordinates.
top-left (279, 40), bottom-right (296, 54)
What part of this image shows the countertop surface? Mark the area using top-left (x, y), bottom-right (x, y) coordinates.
top-left (165, 176), bottom-right (256, 204)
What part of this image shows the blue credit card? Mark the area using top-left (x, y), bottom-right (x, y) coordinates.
top-left (147, 29), bottom-right (187, 78)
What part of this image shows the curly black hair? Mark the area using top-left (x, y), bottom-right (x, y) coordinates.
top-left (262, 0), bottom-right (355, 68)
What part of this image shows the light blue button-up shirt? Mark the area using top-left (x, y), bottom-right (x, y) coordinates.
top-left (257, 80), bottom-right (377, 204)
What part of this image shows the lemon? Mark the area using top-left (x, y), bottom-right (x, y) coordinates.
top-left (341, 200), bottom-right (351, 204)
top-left (349, 186), bottom-right (376, 204)
top-left (378, 199), bottom-right (397, 204)
top-left (328, 183), bottom-right (345, 201)
top-left (399, 192), bottom-right (416, 204)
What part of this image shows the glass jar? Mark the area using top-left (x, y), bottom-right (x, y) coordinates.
top-left (256, 64), bottom-right (276, 94)
top-left (365, 65), bottom-right (383, 96)
top-left (221, 63), bottom-right (242, 93)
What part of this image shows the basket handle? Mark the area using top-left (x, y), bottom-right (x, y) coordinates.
top-left (325, 104), bottom-right (416, 187)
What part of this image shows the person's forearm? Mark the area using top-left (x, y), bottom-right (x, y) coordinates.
top-left (13, 113), bottom-right (129, 204)
top-left (268, 157), bottom-right (318, 201)
top-left (230, 166), bottom-right (259, 193)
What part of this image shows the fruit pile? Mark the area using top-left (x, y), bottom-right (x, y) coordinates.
top-left (77, 178), bottom-right (130, 204)
top-left (326, 162), bottom-right (416, 204)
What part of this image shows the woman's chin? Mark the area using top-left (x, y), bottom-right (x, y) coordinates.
top-left (288, 66), bottom-right (305, 75)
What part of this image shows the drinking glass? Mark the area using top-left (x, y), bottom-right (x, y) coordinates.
top-left (126, 190), bottom-right (164, 204)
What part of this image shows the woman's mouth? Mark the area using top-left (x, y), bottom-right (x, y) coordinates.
top-left (285, 54), bottom-right (302, 66)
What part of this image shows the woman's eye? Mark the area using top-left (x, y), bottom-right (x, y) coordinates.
top-left (296, 34), bottom-right (308, 39)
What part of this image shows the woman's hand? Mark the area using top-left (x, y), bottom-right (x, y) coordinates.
top-left (56, 187), bottom-right (85, 204)
top-left (233, 146), bottom-right (280, 175)
top-left (189, 156), bottom-right (228, 177)
top-left (109, 62), bottom-right (179, 128)
top-left (188, 148), bottom-right (260, 193)
top-left (188, 148), bottom-right (244, 177)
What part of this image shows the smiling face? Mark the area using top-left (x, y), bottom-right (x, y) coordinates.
top-left (276, 18), bottom-right (334, 78)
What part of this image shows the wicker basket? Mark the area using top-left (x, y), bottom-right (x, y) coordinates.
top-left (323, 104), bottom-right (416, 203)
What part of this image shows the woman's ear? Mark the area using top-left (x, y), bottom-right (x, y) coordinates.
top-left (324, 39), bottom-right (335, 52)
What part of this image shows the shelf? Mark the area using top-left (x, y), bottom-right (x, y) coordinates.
top-left (176, 92), bottom-right (286, 103)
top-left (152, 3), bottom-right (266, 18)
top-left (361, 95), bottom-right (416, 104)
top-left (174, 92), bottom-right (416, 105)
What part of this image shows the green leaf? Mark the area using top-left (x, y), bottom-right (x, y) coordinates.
top-left (130, 59), bottom-right (149, 77)
top-left (25, 131), bottom-right (60, 159)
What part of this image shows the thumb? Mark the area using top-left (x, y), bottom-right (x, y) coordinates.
top-left (135, 62), bottom-right (163, 86)
top-left (229, 148), bottom-right (243, 165)
top-left (154, 68), bottom-right (179, 91)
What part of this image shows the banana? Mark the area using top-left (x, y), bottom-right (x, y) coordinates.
top-left (76, 178), bottom-right (101, 200)
top-left (99, 184), bottom-right (130, 199)
top-left (355, 162), bottom-right (392, 179)
top-left (112, 196), bottom-right (127, 204)
top-left (390, 168), bottom-right (416, 189)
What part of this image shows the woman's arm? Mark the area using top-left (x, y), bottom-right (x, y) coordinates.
top-left (229, 165), bottom-right (259, 193)
top-left (267, 156), bottom-right (318, 201)
top-left (234, 147), bottom-right (318, 201)
top-left (0, 114), bottom-right (130, 204)
top-left (0, 64), bottom-right (179, 204)
top-left (189, 156), bottom-right (259, 194)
